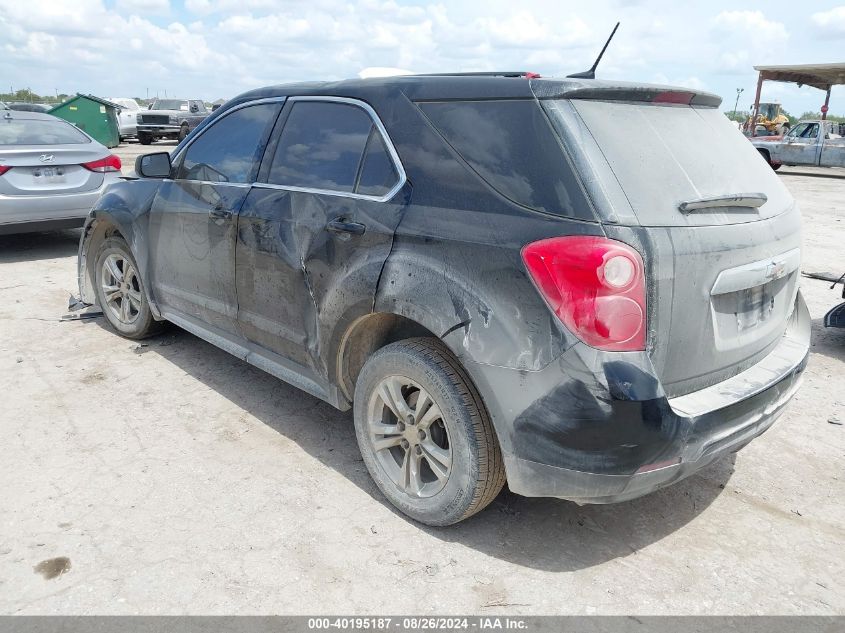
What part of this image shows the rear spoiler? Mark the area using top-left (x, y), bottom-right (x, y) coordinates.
top-left (530, 80), bottom-right (722, 108)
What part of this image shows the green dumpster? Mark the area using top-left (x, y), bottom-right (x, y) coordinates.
top-left (48, 94), bottom-right (121, 148)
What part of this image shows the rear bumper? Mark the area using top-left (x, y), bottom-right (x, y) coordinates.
top-left (469, 292), bottom-right (811, 504)
top-left (0, 175), bottom-right (119, 232)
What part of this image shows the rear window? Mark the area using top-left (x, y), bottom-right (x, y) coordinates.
top-left (417, 99), bottom-right (594, 220)
top-left (0, 117), bottom-right (91, 145)
top-left (543, 99), bottom-right (793, 226)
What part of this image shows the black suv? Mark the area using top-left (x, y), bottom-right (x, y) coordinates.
top-left (77, 74), bottom-right (809, 525)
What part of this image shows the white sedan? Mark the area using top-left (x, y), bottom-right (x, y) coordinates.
top-left (0, 110), bottom-right (122, 234)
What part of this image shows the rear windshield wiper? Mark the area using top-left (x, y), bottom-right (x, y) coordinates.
top-left (678, 193), bottom-right (768, 213)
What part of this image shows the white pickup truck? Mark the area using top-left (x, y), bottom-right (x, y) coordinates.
top-left (751, 119), bottom-right (845, 170)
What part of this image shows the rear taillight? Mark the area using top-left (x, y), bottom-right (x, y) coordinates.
top-left (0, 165), bottom-right (11, 176)
top-left (82, 155), bottom-right (121, 173)
top-left (521, 236), bottom-right (646, 351)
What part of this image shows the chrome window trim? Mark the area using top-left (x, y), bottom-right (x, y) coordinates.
top-left (170, 96), bottom-right (287, 169)
top-left (169, 95), bottom-right (406, 203)
top-left (254, 95), bottom-right (407, 203)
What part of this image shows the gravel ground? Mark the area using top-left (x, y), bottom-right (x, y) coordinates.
top-left (0, 152), bottom-right (843, 615)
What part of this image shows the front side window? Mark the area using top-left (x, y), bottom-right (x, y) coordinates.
top-left (177, 102), bottom-right (280, 184)
top-left (268, 101), bottom-right (375, 193)
top-left (803, 123), bottom-right (819, 139)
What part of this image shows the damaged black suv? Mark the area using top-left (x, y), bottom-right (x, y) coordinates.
top-left (77, 74), bottom-right (809, 525)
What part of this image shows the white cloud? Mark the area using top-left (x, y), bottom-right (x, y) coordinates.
top-left (0, 0), bottom-right (839, 117)
top-left (115, 0), bottom-right (170, 14)
top-left (811, 6), bottom-right (845, 37)
top-left (712, 10), bottom-right (788, 44)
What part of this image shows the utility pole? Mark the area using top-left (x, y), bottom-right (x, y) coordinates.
top-left (732, 87), bottom-right (744, 120)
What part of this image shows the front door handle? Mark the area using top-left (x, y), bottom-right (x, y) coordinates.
top-left (209, 205), bottom-right (231, 221)
top-left (327, 218), bottom-right (366, 236)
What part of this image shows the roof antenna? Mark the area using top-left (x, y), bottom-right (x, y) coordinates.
top-left (567, 22), bottom-right (620, 80)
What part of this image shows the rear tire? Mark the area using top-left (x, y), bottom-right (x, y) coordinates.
top-left (94, 237), bottom-right (163, 340)
top-left (138, 132), bottom-right (152, 145)
top-left (757, 149), bottom-right (781, 171)
top-left (353, 338), bottom-right (505, 526)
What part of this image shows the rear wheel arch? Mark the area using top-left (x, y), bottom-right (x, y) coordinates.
top-left (336, 312), bottom-right (438, 402)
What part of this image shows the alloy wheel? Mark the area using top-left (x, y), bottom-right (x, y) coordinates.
top-left (101, 253), bottom-right (142, 325)
top-left (366, 375), bottom-right (452, 498)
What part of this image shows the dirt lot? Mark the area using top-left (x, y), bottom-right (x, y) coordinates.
top-left (1, 145), bottom-right (843, 614)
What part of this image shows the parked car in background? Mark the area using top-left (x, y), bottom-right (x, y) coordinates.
top-left (136, 98), bottom-right (208, 145)
top-left (76, 75), bottom-right (809, 525)
top-left (0, 110), bottom-right (122, 234)
top-left (110, 97), bottom-right (141, 141)
top-left (6, 102), bottom-right (52, 113)
top-left (752, 119), bottom-right (845, 169)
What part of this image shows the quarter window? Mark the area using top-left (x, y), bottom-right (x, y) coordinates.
top-left (357, 129), bottom-right (399, 196)
top-left (178, 102), bottom-right (280, 184)
top-left (268, 101), bottom-right (398, 196)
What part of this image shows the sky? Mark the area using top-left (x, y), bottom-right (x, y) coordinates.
top-left (1, 0), bottom-right (844, 115)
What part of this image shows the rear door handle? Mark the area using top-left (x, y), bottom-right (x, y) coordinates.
top-left (209, 205), bottom-right (231, 220)
top-left (326, 218), bottom-right (366, 236)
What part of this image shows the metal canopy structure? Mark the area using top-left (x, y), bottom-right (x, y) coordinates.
top-left (754, 63), bottom-right (845, 91)
top-left (750, 63), bottom-right (845, 136)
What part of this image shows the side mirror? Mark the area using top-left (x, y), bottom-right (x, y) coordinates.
top-left (190, 103), bottom-right (199, 113)
top-left (135, 152), bottom-right (172, 178)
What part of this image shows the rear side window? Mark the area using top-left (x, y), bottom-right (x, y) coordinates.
top-left (178, 102), bottom-right (280, 183)
top-left (418, 100), bottom-right (593, 220)
top-left (0, 118), bottom-right (90, 145)
top-left (268, 101), bottom-right (374, 194)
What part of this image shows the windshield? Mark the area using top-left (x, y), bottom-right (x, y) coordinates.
top-left (152, 99), bottom-right (189, 111)
top-left (0, 117), bottom-right (91, 145)
top-left (760, 103), bottom-right (779, 119)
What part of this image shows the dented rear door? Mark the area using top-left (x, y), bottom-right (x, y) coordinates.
top-left (236, 98), bottom-right (407, 377)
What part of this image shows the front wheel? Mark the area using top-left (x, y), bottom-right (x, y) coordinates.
top-left (178, 124), bottom-right (189, 141)
top-left (94, 237), bottom-right (163, 339)
top-left (353, 338), bottom-right (505, 526)
top-left (138, 132), bottom-right (152, 145)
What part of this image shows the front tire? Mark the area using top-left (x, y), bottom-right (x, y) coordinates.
top-left (178, 124), bottom-right (189, 141)
top-left (138, 132), bottom-right (152, 145)
top-left (94, 237), bottom-right (162, 339)
top-left (354, 338), bottom-right (505, 526)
